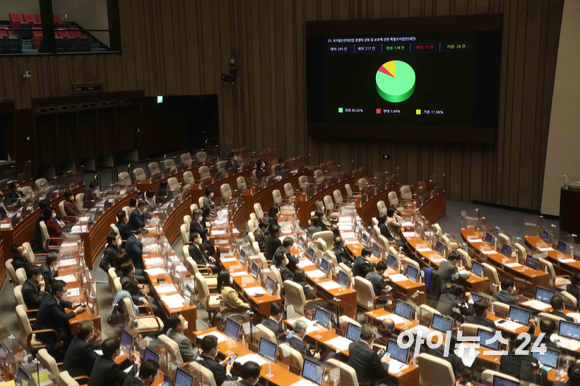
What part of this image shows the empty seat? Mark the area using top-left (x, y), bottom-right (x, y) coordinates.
top-left (133, 168), bottom-right (146, 181)
top-left (23, 14), bottom-right (37, 24)
top-left (199, 166), bottom-right (211, 180)
top-left (57, 29), bottom-right (71, 38)
top-left (196, 151), bottom-right (207, 163)
top-left (118, 172), bottom-right (131, 186)
top-left (53, 14), bottom-right (62, 23)
top-left (148, 162), bottom-right (160, 175)
top-left (220, 183), bottom-right (233, 200)
top-left (167, 177), bottom-right (180, 193)
top-left (180, 153), bottom-right (193, 167)
top-left (284, 183), bottom-right (295, 198)
top-left (163, 159), bottom-right (177, 173)
top-left (183, 171), bottom-right (194, 185)
top-left (69, 28), bottom-right (81, 38)
top-left (9, 13), bottom-right (24, 30)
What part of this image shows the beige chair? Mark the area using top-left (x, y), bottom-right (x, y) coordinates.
top-left (39, 221), bottom-right (62, 251)
top-left (16, 305), bottom-right (58, 352)
top-left (326, 359), bottom-right (358, 386)
top-left (186, 256), bottom-right (217, 281)
top-left (59, 371), bottom-right (80, 386)
top-left (58, 200), bottom-right (67, 218)
top-left (6, 259), bottom-right (17, 285)
top-left (195, 273), bottom-right (221, 324)
top-left (418, 353), bottom-right (459, 386)
top-left (14, 286), bottom-right (26, 309)
top-left (357, 178), bottom-right (368, 190)
top-left (180, 224), bottom-right (190, 245)
top-left (284, 183), bottom-right (295, 198)
top-left (254, 203), bottom-right (265, 219)
top-left (498, 233), bottom-right (511, 248)
top-left (180, 153), bottom-right (193, 167)
top-left (456, 249), bottom-right (471, 269)
top-left (333, 190), bottom-right (344, 205)
top-left (183, 215), bottom-right (192, 227)
top-left (118, 172), bottom-right (131, 186)
top-left (562, 291), bottom-right (578, 309)
top-left (432, 224), bottom-right (443, 238)
top-left (148, 162), bottom-right (160, 176)
top-left (400, 185), bottom-right (413, 200)
top-left (112, 277), bottom-right (122, 294)
top-left (400, 257), bottom-right (420, 273)
top-left (190, 204), bottom-right (198, 215)
top-left (482, 263), bottom-right (500, 294)
top-left (22, 242), bottom-right (35, 263)
top-left (220, 183), bottom-right (233, 201)
top-left (339, 263), bottom-right (353, 280)
top-left (199, 166), bottom-right (211, 180)
top-left (491, 301), bottom-right (510, 316)
top-left (272, 189), bottom-right (283, 205)
top-left (354, 277), bottom-right (381, 311)
top-left (247, 218), bottom-right (258, 233)
top-left (237, 176), bottom-right (247, 191)
top-left (133, 168), bottom-right (146, 181)
top-left (198, 196), bottom-right (205, 209)
top-left (372, 217), bottom-right (379, 227)
top-left (338, 316), bottom-right (361, 331)
top-left (377, 200), bottom-right (387, 214)
top-left (218, 161), bottom-right (228, 173)
top-left (418, 304), bottom-right (440, 325)
top-left (110, 223), bottom-right (120, 238)
top-left (539, 258), bottom-right (571, 289)
top-left (256, 324), bottom-right (278, 343)
top-left (252, 169), bottom-right (258, 182)
top-left (298, 175), bottom-right (309, 190)
top-left (388, 191), bottom-right (400, 207)
top-left (167, 177), bottom-right (180, 194)
top-left (121, 297), bottom-right (164, 333)
top-left (314, 170), bottom-right (324, 183)
top-left (481, 370), bottom-right (519, 386)
top-left (278, 343), bottom-right (304, 372)
top-left (513, 243), bottom-right (527, 263)
top-left (183, 171), bottom-right (195, 186)
top-left (284, 280), bottom-right (309, 315)
top-left (38, 349), bottom-right (67, 384)
top-left (371, 225), bottom-right (381, 241)
top-left (188, 358), bottom-right (217, 386)
top-left (15, 268), bottom-right (26, 286)
top-left (122, 206), bottom-right (131, 219)
top-left (270, 265), bottom-right (283, 291)
top-left (345, 184), bottom-right (354, 200)
top-left (315, 238), bottom-right (327, 253)
top-left (196, 151), bottom-right (208, 163)
top-left (163, 158), bottom-right (177, 173)
top-left (158, 334), bottom-right (183, 376)
top-left (249, 213), bottom-right (258, 223)
top-left (460, 323), bottom-right (493, 337)
top-left (75, 193), bottom-right (85, 210)
top-left (312, 231), bottom-right (333, 250)
top-left (20, 186), bottom-right (34, 200)
top-left (35, 178), bottom-right (50, 194)
top-left (324, 250), bottom-right (338, 268)
top-left (107, 268), bottom-right (118, 294)
top-left (538, 311), bottom-right (567, 323)
top-left (323, 195), bottom-right (340, 218)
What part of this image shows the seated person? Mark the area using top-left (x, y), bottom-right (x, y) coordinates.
top-left (549, 294), bottom-right (575, 322)
top-left (332, 236), bottom-right (352, 267)
top-left (188, 231), bottom-right (221, 274)
top-left (265, 225), bottom-right (282, 261)
top-left (63, 320), bottom-right (102, 378)
top-left (22, 266), bottom-right (47, 309)
top-left (307, 217), bottom-right (323, 236)
top-left (99, 232), bottom-right (122, 274)
top-left (126, 228), bottom-right (147, 270)
top-left (11, 243), bottom-right (33, 273)
top-left (203, 187), bottom-right (218, 212)
top-left (465, 299), bottom-right (497, 331)
top-left (42, 208), bottom-right (65, 246)
top-left (267, 204), bottom-right (280, 228)
top-left (128, 197), bottom-right (138, 215)
top-left (555, 365), bottom-right (580, 386)
top-left (275, 237), bottom-right (299, 271)
top-left (273, 251), bottom-right (294, 282)
top-left (567, 272), bottom-right (580, 310)
top-left (222, 361), bottom-right (261, 386)
top-left (123, 359), bottom-right (159, 386)
top-left (315, 200), bottom-right (338, 222)
top-left (315, 209), bottom-right (339, 236)
top-left (40, 251), bottom-right (59, 291)
top-left (255, 159), bottom-right (268, 182)
top-left (157, 180), bottom-right (169, 197)
top-left (0, 193), bottom-right (7, 220)
top-left (292, 269), bottom-right (316, 300)
top-left (491, 276), bottom-right (520, 306)
top-left (63, 189), bottom-right (82, 220)
top-left (274, 158), bottom-right (286, 176)
top-left (378, 212), bottom-right (406, 250)
top-left (119, 261), bottom-right (165, 323)
top-left (143, 190), bottom-right (157, 211)
top-left (289, 320), bottom-right (335, 364)
top-left (253, 220), bottom-right (268, 252)
top-left (436, 284), bottom-right (474, 319)
top-left (84, 181), bottom-right (100, 207)
top-left (190, 208), bottom-right (213, 253)
top-left (166, 313), bottom-right (198, 362)
top-left (224, 152), bottom-right (239, 173)
top-left (199, 335), bottom-right (235, 386)
top-left (533, 319), bottom-right (560, 349)
top-left (128, 201), bottom-right (146, 231)
top-left (259, 302), bottom-right (285, 337)
top-left (386, 207), bottom-right (403, 241)
top-left (365, 261), bottom-right (391, 302)
top-left (438, 251), bottom-right (470, 284)
top-left (116, 210), bottom-right (133, 241)
top-left (500, 334), bottom-right (545, 380)
top-left (353, 247), bottom-right (375, 278)
top-left (348, 324), bottom-right (390, 386)
top-left (88, 338), bottom-right (139, 386)
top-left (218, 270), bottom-right (250, 312)
top-left (5, 181), bottom-right (25, 203)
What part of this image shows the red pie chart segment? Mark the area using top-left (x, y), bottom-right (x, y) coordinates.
top-left (378, 65), bottom-right (394, 77)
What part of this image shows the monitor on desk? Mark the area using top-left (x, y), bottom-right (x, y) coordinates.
top-left (386, 254), bottom-right (398, 269)
top-left (386, 338), bottom-right (410, 363)
top-left (524, 255), bottom-right (540, 270)
top-left (15, 367), bottom-right (35, 386)
top-left (471, 261), bottom-right (484, 277)
top-left (508, 306), bottom-right (531, 326)
top-left (500, 244), bottom-right (512, 258)
top-left (265, 276), bottom-right (276, 296)
top-left (250, 261), bottom-right (260, 279)
top-left (319, 258), bottom-right (330, 275)
top-left (556, 240), bottom-right (569, 254)
top-left (478, 329), bottom-right (500, 351)
top-left (405, 265), bottom-right (419, 282)
top-left (431, 314), bottom-right (453, 333)
top-left (470, 293), bottom-right (486, 303)
top-left (120, 328), bottom-right (135, 355)
top-left (532, 347), bottom-right (559, 369)
top-left (492, 375), bottom-right (520, 386)
top-left (541, 230), bottom-right (550, 242)
top-left (239, 247), bottom-right (247, 262)
top-left (362, 231), bottom-right (370, 245)
top-left (394, 300), bottom-right (413, 320)
top-left (372, 242), bottom-right (381, 258)
top-left (143, 347), bottom-right (160, 363)
top-left (302, 358), bottom-right (325, 386)
top-left (558, 321), bottom-right (580, 341)
top-left (434, 241), bottom-right (444, 255)
top-left (307, 247), bottom-right (316, 260)
top-left (337, 270), bottom-right (349, 288)
top-left (313, 307), bottom-right (331, 329)
top-left (346, 323), bottom-right (361, 342)
top-left (258, 337), bottom-right (278, 363)
top-left (484, 232), bottom-right (495, 246)
top-left (174, 368), bottom-right (194, 386)
top-left (535, 286), bottom-right (556, 303)
top-left (224, 318), bottom-right (241, 341)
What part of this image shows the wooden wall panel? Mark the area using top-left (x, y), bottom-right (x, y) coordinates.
top-left (0, 0), bottom-right (563, 211)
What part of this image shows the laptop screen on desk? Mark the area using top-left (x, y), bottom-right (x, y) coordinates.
top-left (337, 271), bottom-right (349, 287)
top-left (500, 244), bottom-right (512, 258)
top-left (484, 232), bottom-right (494, 245)
top-left (362, 232), bottom-right (369, 244)
top-left (492, 375), bottom-right (520, 386)
top-left (434, 241), bottom-right (444, 255)
top-left (386, 254), bottom-right (398, 269)
top-left (478, 329), bottom-right (500, 350)
top-left (120, 328), bottom-right (134, 355)
top-left (386, 338), bottom-right (409, 363)
top-left (174, 368), bottom-right (193, 386)
top-left (541, 230), bottom-right (549, 242)
top-left (431, 314), bottom-right (453, 333)
top-left (405, 265), bottom-right (419, 282)
top-left (372, 242), bottom-right (381, 258)
top-left (508, 306), bottom-right (531, 325)
top-left (532, 347), bottom-right (559, 369)
top-left (471, 261), bottom-right (484, 277)
top-left (535, 287), bottom-right (556, 303)
top-left (302, 358), bottom-right (325, 386)
top-left (258, 337), bottom-right (278, 362)
top-left (557, 240), bottom-right (568, 254)
top-left (471, 293), bottom-right (486, 303)
top-left (559, 321), bottom-right (580, 341)
top-left (250, 262), bottom-right (260, 279)
top-left (307, 247), bottom-right (316, 260)
top-left (265, 276), bottom-right (276, 295)
top-left (143, 347), bottom-right (160, 363)
top-left (313, 307), bottom-right (331, 329)
top-left (319, 258), bottom-right (330, 275)
top-left (346, 323), bottom-right (361, 342)
top-left (224, 318), bottom-right (241, 341)
top-left (16, 367), bottom-right (33, 386)
top-left (394, 301), bottom-right (413, 320)
top-left (525, 255), bottom-right (539, 270)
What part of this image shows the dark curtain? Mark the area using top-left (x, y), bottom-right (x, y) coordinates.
top-left (56, 112), bottom-right (77, 164)
top-left (115, 106), bottom-right (138, 153)
top-left (36, 115), bottom-right (57, 167)
top-left (97, 108), bottom-right (114, 156)
top-left (78, 110), bottom-right (97, 159)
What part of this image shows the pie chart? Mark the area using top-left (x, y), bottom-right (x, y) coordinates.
top-left (376, 60), bottom-right (416, 103)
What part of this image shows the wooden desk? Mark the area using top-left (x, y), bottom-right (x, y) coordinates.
top-left (355, 185), bottom-right (400, 226)
top-left (297, 176), bottom-right (354, 229)
top-left (135, 159), bottom-right (220, 194)
top-left (462, 229), bottom-right (550, 290)
top-left (525, 235), bottom-right (580, 277)
top-left (190, 168), bottom-right (255, 211)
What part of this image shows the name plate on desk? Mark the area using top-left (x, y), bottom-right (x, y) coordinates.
top-left (289, 365), bottom-right (301, 376)
top-left (248, 343), bottom-right (258, 353)
top-left (335, 329), bottom-right (346, 338)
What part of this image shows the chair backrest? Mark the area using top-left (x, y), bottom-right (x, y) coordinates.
top-left (58, 200), bottom-right (67, 217)
top-left (388, 191), bottom-right (399, 206)
top-left (400, 185), bottom-right (413, 200)
top-left (432, 224), bottom-right (443, 238)
top-left (189, 359), bottom-right (217, 386)
top-left (254, 203), bottom-right (264, 219)
top-left (491, 301), bottom-right (510, 316)
top-left (539, 258), bottom-right (555, 287)
top-left (357, 178), bottom-right (367, 190)
top-left (333, 190), bottom-right (343, 205)
top-left (163, 159), bottom-right (176, 172)
top-left (561, 291), bottom-right (578, 308)
top-left (298, 176), bottom-right (309, 190)
top-left (16, 268), bottom-right (26, 286)
top-left (16, 305), bottom-right (33, 351)
top-left (272, 190), bottom-right (282, 205)
top-left (538, 311), bottom-right (567, 323)
top-left (122, 297), bottom-right (137, 319)
top-left (198, 196), bottom-right (205, 208)
top-left (180, 224), bottom-right (190, 244)
top-left (237, 176), bottom-right (247, 191)
top-left (167, 177), bottom-right (180, 193)
top-left (312, 231), bottom-right (333, 250)
top-left (513, 243), bottom-right (527, 263)
top-left (35, 178), bottom-right (49, 193)
top-left (75, 193), bottom-right (85, 210)
top-left (481, 370), bottom-right (519, 386)
top-left (455, 249), bottom-right (471, 269)
top-left (460, 323), bottom-right (493, 337)
top-left (185, 257), bottom-right (199, 276)
top-left (324, 250), bottom-right (338, 267)
top-left (199, 166), bottom-right (211, 180)
top-left (418, 353), bottom-right (455, 386)
top-left (249, 213), bottom-right (258, 223)
top-left (284, 183), bottom-right (295, 197)
top-left (400, 257), bottom-right (420, 272)
top-left (158, 334), bottom-right (184, 364)
top-left (377, 200), bottom-right (387, 214)
top-left (354, 277), bottom-right (376, 310)
top-left (195, 273), bottom-right (211, 306)
top-left (248, 219), bottom-right (258, 233)
top-left (196, 151), bottom-right (207, 163)
top-left (284, 280), bottom-right (306, 315)
top-left (38, 349), bottom-right (61, 382)
top-left (418, 305), bottom-right (440, 325)
top-left (256, 324), bottom-right (277, 343)
top-left (118, 172), bottom-right (131, 186)
top-left (6, 259), bottom-right (17, 284)
top-left (345, 184), bottom-right (353, 199)
top-left (315, 238), bottom-right (327, 252)
top-left (323, 195), bottom-right (334, 211)
top-left (371, 225), bottom-right (381, 241)
top-left (148, 162), bottom-right (160, 175)
top-left (278, 343), bottom-right (304, 372)
top-left (180, 153), bottom-right (193, 166)
top-left (482, 263), bottom-right (500, 294)
top-left (216, 161), bottom-right (226, 172)
top-left (314, 170), bottom-right (323, 179)
top-left (14, 285), bottom-right (25, 309)
top-left (326, 359), bottom-right (358, 386)
top-left (112, 277), bottom-right (122, 295)
top-left (498, 233), bottom-right (511, 247)
top-left (133, 168), bottom-right (146, 181)
top-left (221, 183), bottom-right (232, 199)
top-left (270, 265), bottom-right (283, 289)
top-left (59, 371), bottom-right (80, 386)
top-left (39, 221), bottom-right (51, 252)
top-left (245, 232), bottom-right (256, 244)
top-left (190, 204), bottom-right (198, 215)
top-left (183, 171), bottom-right (194, 185)
top-left (107, 268), bottom-right (117, 293)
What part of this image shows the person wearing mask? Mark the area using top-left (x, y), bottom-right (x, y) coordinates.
top-left (491, 276), bottom-right (520, 306)
top-left (84, 182), bottom-right (100, 207)
top-left (190, 208), bottom-right (213, 253)
top-left (255, 159), bottom-right (268, 182)
top-left (224, 152), bottom-right (239, 173)
top-left (189, 231), bottom-right (221, 274)
top-left (259, 302), bottom-right (285, 337)
top-left (377, 212), bottom-right (406, 250)
top-left (549, 295), bottom-right (575, 322)
top-left (11, 243), bottom-right (32, 273)
top-left (42, 208), bottom-right (64, 246)
top-left (157, 180), bottom-right (169, 197)
top-left (123, 359), bottom-right (160, 386)
top-left (99, 232), bottom-right (123, 274)
top-left (436, 284), bottom-right (474, 319)
top-left (288, 320), bottom-right (335, 364)
top-left (119, 261), bottom-right (163, 318)
top-left (5, 181), bottom-right (25, 203)
top-left (438, 251), bottom-right (469, 284)
top-left (199, 335), bottom-right (235, 386)
top-left (275, 237), bottom-right (298, 271)
top-left (307, 216), bottom-right (323, 236)
top-left (167, 313), bottom-right (198, 362)
top-left (203, 187), bottom-right (218, 212)
top-left (353, 248), bottom-right (375, 278)
top-left (332, 237), bottom-right (351, 266)
top-left (267, 204), bottom-right (280, 228)
top-left (126, 228), bottom-right (147, 270)
top-left (63, 320), bottom-right (102, 378)
top-left (365, 261), bottom-right (390, 302)
top-left (274, 158), bottom-right (286, 176)
top-left (0, 193), bottom-right (7, 220)
top-left (143, 190), bottom-right (156, 211)
top-left (348, 324), bottom-right (390, 386)
top-left (465, 300), bottom-right (497, 331)
top-left (386, 207), bottom-right (403, 241)
top-left (116, 210), bottom-right (132, 241)
top-left (291, 269), bottom-right (315, 300)
top-left (40, 251), bottom-right (59, 291)
top-left (222, 361), bottom-right (261, 386)
top-left (22, 266), bottom-right (47, 309)
top-left (315, 209), bottom-right (339, 235)
top-left (36, 280), bottom-right (85, 354)
top-left (567, 272), bottom-right (580, 310)
top-left (63, 189), bottom-right (82, 220)
top-left (315, 199), bottom-right (339, 224)
top-left (218, 270), bottom-right (250, 311)
top-left (273, 251), bottom-right (294, 283)
top-left (253, 220), bottom-right (268, 252)
top-left (129, 197), bottom-right (139, 215)
top-left (265, 224), bottom-right (282, 261)
top-left (88, 338), bottom-right (139, 386)
top-left (128, 201), bottom-right (146, 231)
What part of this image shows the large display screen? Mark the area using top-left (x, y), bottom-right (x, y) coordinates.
top-left (306, 15), bottom-right (502, 142)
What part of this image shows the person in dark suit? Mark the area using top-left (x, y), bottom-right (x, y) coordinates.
top-left (265, 224), bottom-right (282, 261)
top-left (378, 212), bottom-right (407, 251)
top-left (84, 182), bottom-right (100, 208)
top-left (40, 252), bottom-right (58, 292)
top-left (88, 338), bottom-right (139, 386)
top-left (224, 152), bottom-right (239, 173)
top-left (274, 158), bottom-right (286, 176)
top-left (222, 362), bottom-right (261, 386)
top-left (99, 232), bottom-right (122, 274)
top-left (255, 159), bottom-right (268, 182)
top-left (492, 276), bottom-right (520, 306)
top-left (35, 280), bottom-right (85, 353)
top-left (199, 335), bottom-right (235, 386)
top-left (533, 319), bottom-right (560, 349)
top-left (116, 210), bottom-right (133, 241)
top-left (275, 237), bottom-right (298, 271)
top-left (143, 190), bottom-right (157, 211)
top-left (332, 237), bottom-right (351, 267)
top-left (0, 193), bottom-right (7, 220)
top-left (465, 299), bottom-right (497, 331)
top-left (190, 208), bottom-right (213, 253)
top-left (259, 302), bottom-right (285, 337)
top-left (500, 334), bottom-right (543, 379)
top-left (353, 248), bottom-right (375, 278)
top-left (348, 323), bottom-right (390, 386)
top-left (123, 359), bottom-right (160, 386)
top-left (11, 243), bottom-right (32, 273)
top-left (63, 320), bottom-right (102, 378)
top-left (128, 201), bottom-right (146, 231)
top-left (188, 231), bottom-right (221, 274)
top-left (567, 272), bottom-right (580, 311)
top-left (125, 228), bottom-right (147, 270)
top-left (291, 269), bottom-right (316, 300)
top-left (549, 294), bottom-right (575, 322)
top-left (5, 181), bottom-right (25, 203)
top-left (365, 261), bottom-right (390, 301)
top-left (267, 204), bottom-right (280, 228)
top-left (22, 266), bottom-right (47, 309)
top-left (307, 216), bottom-right (323, 236)
top-left (274, 251), bottom-right (294, 283)
top-left (556, 364), bottom-right (580, 386)
top-left (438, 251), bottom-right (469, 284)
top-left (253, 220), bottom-right (268, 252)
top-left (167, 313), bottom-right (198, 362)
top-left (289, 320), bottom-right (335, 364)
top-left (119, 261), bottom-right (165, 321)
top-left (436, 284), bottom-right (474, 319)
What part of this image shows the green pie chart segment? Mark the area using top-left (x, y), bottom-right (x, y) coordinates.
top-left (375, 60), bottom-right (416, 103)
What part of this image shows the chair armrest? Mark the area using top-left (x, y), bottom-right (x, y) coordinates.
top-left (29, 329), bottom-right (60, 349)
top-left (73, 375), bottom-right (90, 385)
top-left (136, 304), bottom-right (154, 315)
top-left (198, 266), bottom-right (215, 275)
top-left (132, 315), bottom-right (163, 333)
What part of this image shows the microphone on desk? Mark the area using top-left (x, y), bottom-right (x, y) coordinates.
top-left (333, 298), bottom-right (341, 330)
top-left (247, 309), bottom-right (254, 344)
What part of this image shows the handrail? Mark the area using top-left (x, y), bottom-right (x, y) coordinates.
top-left (164, 149), bottom-right (188, 159)
top-left (93, 168), bottom-right (118, 188)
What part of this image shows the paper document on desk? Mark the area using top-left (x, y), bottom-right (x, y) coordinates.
top-left (94, 350), bottom-right (103, 355)
top-left (388, 274), bottom-right (408, 283)
top-left (68, 288), bottom-right (80, 297)
top-left (212, 229), bottom-right (227, 236)
top-left (55, 274), bottom-right (77, 283)
top-left (387, 360), bottom-right (408, 374)
top-left (235, 354), bottom-right (268, 366)
top-left (554, 335), bottom-right (580, 351)
top-left (339, 223), bottom-right (353, 231)
top-left (160, 294), bottom-right (185, 309)
top-left (231, 271), bottom-right (248, 277)
top-left (522, 299), bottom-right (551, 311)
top-left (143, 245), bottom-right (160, 253)
top-left (290, 380), bottom-right (319, 386)
top-left (431, 258), bottom-right (446, 263)
top-left (538, 247), bottom-right (554, 251)
top-left (144, 268), bottom-right (167, 276)
top-left (306, 270), bottom-right (327, 279)
top-left (319, 281), bottom-right (341, 290)
top-left (61, 242), bottom-right (77, 248)
top-left (495, 320), bottom-right (525, 332)
top-left (345, 240), bottom-right (360, 245)
top-left (468, 238), bottom-right (483, 243)
top-left (0, 223), bottom-right (11, 229)
top-left (220, 257), bottom-right (237, 262)
top-left (341, 232), bottom-right (356, 240)
top-left (198, 331), bottom-right (228, 343)
top-left (244, 287), bottom-right (266, 296)
top-left (58, 259), bottom-right (76, 268)
top-left (482, 250), bottom-right (496, 255)
top-left (377, 314), bottom-right (406, 325)
top-left (70, 226), bottom-right (84, 233)
top-left (145, 257), bottom-right (165, 266)
top-left (566, 313), bottom-right (580, 323)
top-left (559, 258), bottom-right (576, 264)
top-left (403, 232), bottom-right (415, 238)
top-left (454, 344), bottom-right (480, 367)
top-left (156, 284), bottom-right (177, 294)
top-left (298, 260), bottom-right (315, 268)
top-left (325, 336), bottom-right (352, 351)
top-left (505, 263), bottom-right (522, 268)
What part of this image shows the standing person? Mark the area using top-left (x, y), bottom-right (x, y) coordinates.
top-left (125, 228), bottom-right (147, 270)
top-left (348, 324), bottom-right (390, 386)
